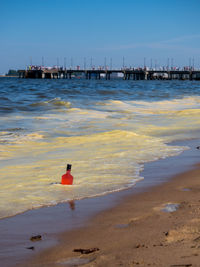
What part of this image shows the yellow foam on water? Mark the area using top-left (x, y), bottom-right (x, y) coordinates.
top-left (1, 96), bottom-right (200, 218)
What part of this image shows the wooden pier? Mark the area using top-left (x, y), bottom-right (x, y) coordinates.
top-left (18, 69), bottom-right (200, 80)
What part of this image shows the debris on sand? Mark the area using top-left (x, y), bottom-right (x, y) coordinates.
top-left (73, 248), bottom-right (99, 254)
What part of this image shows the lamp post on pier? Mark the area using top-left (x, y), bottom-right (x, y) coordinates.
top-left (122, 56), bottom-right (125, 69)
top-left (90, 57), bottom-right (93, 70)
top-left (70, 57), bottom-right (73, 69)
top-left (42, 56), bottom-right (44, 67)
top-left (144, 57), bottom-right (146, 69)
top-left (110, 58), bottom-right (112, 70)
top-left (84, 57), bottom-right (86, 70)
top-left (64, 57), bottom-right (66, 70)
top-left (104, 57), bottom-right (107, 70)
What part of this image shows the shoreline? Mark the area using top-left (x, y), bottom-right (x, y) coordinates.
top-left (27, 162), bottom-right (200, 267)
top-left (1, 139), bottom-right (200, 266)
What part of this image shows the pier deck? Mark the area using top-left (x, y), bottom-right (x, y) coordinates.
top-left (18, 69), bottom-right (200, 80)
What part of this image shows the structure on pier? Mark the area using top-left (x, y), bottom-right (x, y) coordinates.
top-left (18, 68), bottom-right (200, 80)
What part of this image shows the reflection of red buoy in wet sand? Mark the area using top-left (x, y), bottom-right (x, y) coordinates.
top-left (61, 164), bottom-right (73, 185)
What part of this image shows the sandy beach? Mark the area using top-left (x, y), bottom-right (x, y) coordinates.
top-left (1, 0), bottom-right (200, 266)
top-left (9, 143), bottom-right (200, 267)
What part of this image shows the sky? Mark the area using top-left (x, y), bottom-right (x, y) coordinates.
top-left (0, 0), bottom-right (200, 73)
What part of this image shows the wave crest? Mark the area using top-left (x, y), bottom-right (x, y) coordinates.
top-left (30, 98), bottom-right (71, 109)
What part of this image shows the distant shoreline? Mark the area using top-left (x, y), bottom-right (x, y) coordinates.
top-left (0, 75), bottom-right (18, 77)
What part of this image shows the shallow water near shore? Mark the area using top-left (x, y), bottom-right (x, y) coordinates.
top-left (1, 78), bottom-right (200, 219)
top-left (1, 138), bottom-right (200, 267)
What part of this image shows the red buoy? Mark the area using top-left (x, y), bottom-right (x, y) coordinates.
top-left (61, 164), bottom-right (73, 185)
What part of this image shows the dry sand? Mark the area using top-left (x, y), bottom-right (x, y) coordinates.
top-left (17, 163), bottom-right (200, 267)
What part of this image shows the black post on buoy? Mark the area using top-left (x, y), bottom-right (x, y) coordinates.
top-left (67, 164), bottom-right (72, 171)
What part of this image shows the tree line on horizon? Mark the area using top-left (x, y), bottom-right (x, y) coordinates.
top-left (6, 69), bottom-right (18, 76)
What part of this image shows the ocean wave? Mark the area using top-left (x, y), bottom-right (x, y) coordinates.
top-left (6, 127), bottom-right (24, 131)
top-left (30, 98), bottom-right (71, 109)
top-left (96, 96), bottom-right (200, 115)
top-left (0, 131), bottom-right (44, 145)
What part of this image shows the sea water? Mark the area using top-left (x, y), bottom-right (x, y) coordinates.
top-left (1, 78), bottom-right (200, 219)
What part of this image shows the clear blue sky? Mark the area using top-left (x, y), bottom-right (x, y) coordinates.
top-left (0, 0), bottom-right (200, 73)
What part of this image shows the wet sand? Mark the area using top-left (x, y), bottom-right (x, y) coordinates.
top-left (2, 139), bottom-right (200, 267)
top-left (18, 164), bottom-right (200, 267)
